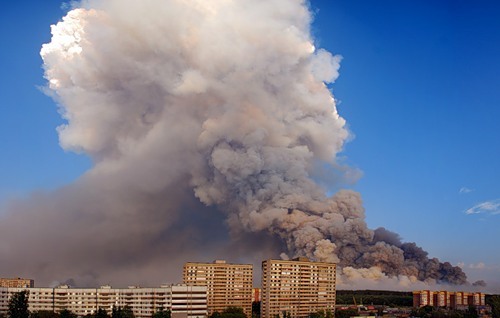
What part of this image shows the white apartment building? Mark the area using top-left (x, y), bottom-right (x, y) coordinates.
top-left (0, 284), bottom-right (207, 318)
top-left (261, 258), bottom-right (337, 318)
top-left (183, 260), bottom-right (253, 317)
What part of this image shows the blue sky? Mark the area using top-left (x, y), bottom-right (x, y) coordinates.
top-left (310, 0), bottom-right (500, 288)
top-left (0, 0), bottom-right (499, 291)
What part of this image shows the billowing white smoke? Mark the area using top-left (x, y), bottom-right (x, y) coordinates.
top-left (0, 0), bottom-right (468, 287)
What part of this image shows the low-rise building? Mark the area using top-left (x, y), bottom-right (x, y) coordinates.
top-left (0, 278), bottom-right (34, 288)
top-left (0, 284), bottom-right (206, 318)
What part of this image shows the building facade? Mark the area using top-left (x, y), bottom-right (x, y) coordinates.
top-left (183, 260), bottom-right (253, 317)
top-left (0, 278), bottom-right (34, 288)
top-left (0, 284), bottom-right (207, 318)
top-left (413, 290), bottom-right (486, 309)
top-left (261, 258), bottom-right (337, 318)
top-left (252, 288), bottom-right (261, 303)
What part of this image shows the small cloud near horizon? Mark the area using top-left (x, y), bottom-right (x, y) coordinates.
top-left (465, 199), bottom-right (500, 215)
top-left (457, 262), bottom-right (486, 270)
top-left (459, 187), bottom-right (474, 194)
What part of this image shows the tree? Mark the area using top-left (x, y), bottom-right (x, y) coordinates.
top-left (8, 290), bottom-right (30, 318)
top-left (120, 306), bottom-right (134, 318)
top-left (210, 312), bottom-right (221, 318)
top-left (334, 308), bottom-right (358, 318)
top-left (111, 307), bottom-right (134, 318)
top-left (30, 310), bottom-right (59, 318)
top-left (152, 308), bottom-right (171, 318)
top-left (490, 296), bottom-right (500, 318)
top-left (463, 305), bottom-right (478, 318)
top-left (59, 309), bottom-right (76, 318)
top-left (252, 302), bottom-right (260, 318)
top-left (220, 307), bottom-right (246, 318)
top-left (95, 308), bottom-right (109, 318)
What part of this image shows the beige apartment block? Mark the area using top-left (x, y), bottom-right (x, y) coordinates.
top-left (0, 278), bottom-right (34, 288)
top-left (183, 260), bottom-right (253, 317)
top-left (0, 284), bottom-right (207, 318)
top-left (413, 290), bottom-right (486, 309)
top-left (261, 258), bottom-right (337, 318)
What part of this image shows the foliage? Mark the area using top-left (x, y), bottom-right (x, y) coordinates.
top-left (252, 302), bottom-right (260, 318)
top-left (336, 290), bottom-right (412, 307)
top-left (112, 306), bottom-right (135, 318)
top-left (333, 308), bottom-right (357, 318)
top-left (463, 306), bottom-right (478, 318)
top-left (308, 309), bottom-right (334, 318)
top-left (219, 307), bottom-right (246, 318)
top-left (411, 305), bottom-right (434, 318)
top-left (8, 290), bottom-right (30, 318)
top-left (489, 296), bottom-right (500, 318)
top-left (410, 305), bottom-right (484, 318)
top-left (59, 309), bottom-right (77, 318)
top-left (152, 308), bottom-right (171, 318)
top-left (95, 308), bottom-right (109, 318)
top-left (30, 311), bottom-right (59, 318)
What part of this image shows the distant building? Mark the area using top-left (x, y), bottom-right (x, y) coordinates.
top-left (0, 284), bottom-right (207, 318)
top-left (261, 257), bottom-right (337, 318)
top-left (0, 278), bottom-right (34, 288)
top-left (413, 290), bottom-right (486, 309)
top-left (183, 260), bottom-right (253, 318)
top-left (252, 288), bottom-right (261, 303)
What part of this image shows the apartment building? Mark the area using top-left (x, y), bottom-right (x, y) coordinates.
top-left (261, 257), bottom-right (337, 318)
top-left (183, 260), bottom-right (253, 317)
top-left (413, 290), bottom-right (486, 308)
top-left (252, 288), bottom-right (261, 303)
top-left (0, 284), bottom-right (207, 318)
top-left (0, 278), bottom-right (34, 288)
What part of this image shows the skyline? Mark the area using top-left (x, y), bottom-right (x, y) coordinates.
top-left (0, 1), bottom-right (498, 292)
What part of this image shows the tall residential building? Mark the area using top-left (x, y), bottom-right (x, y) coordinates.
top-left (261, 257), bottom-right (337, 318)
top-left (0, 284), bottom-right (207, 318)
top-left (183, 260), bottom-right (253, 317)
top-left (0, 278), bottom-right (34, 288)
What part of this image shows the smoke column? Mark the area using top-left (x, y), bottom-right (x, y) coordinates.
top-left (0, 0), bottom-right (468, 287)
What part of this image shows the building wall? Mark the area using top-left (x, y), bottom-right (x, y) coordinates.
top-left (261, 258), bottom-right (337, 318)
top-left (252, 288), bottom-right (261, 303)
top-left (413, 291), bottom-right (485, 309)
top-left (183, 260), bottom-right (253, 318)
top-left (0, 278), bottom-right (34, 288)
top-left (0, 285), bottom-right (206, 318)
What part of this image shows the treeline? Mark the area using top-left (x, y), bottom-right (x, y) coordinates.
top-left (336, 290), bottom-right (413, 307)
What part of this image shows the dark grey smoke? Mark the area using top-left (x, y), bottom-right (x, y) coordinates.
top-left (0, 0), bottom-right (470, 288)
top-left (473, 280), bottom-right (487, 287)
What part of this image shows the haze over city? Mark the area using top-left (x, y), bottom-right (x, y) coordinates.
top-left (0, 0), bottom-right (498, 293)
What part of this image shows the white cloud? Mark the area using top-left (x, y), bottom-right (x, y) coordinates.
top-left (459, 187), bottom-right (473, 194)
top-left (457, 261), bottom-right (486, 269)
top-left (465, 199), bottom-right (500, 215)
top-left (469, 262), bottom-right (486, 270)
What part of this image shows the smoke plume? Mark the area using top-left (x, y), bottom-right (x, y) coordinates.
top-left (0, 0), bottom-right (468, 287)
